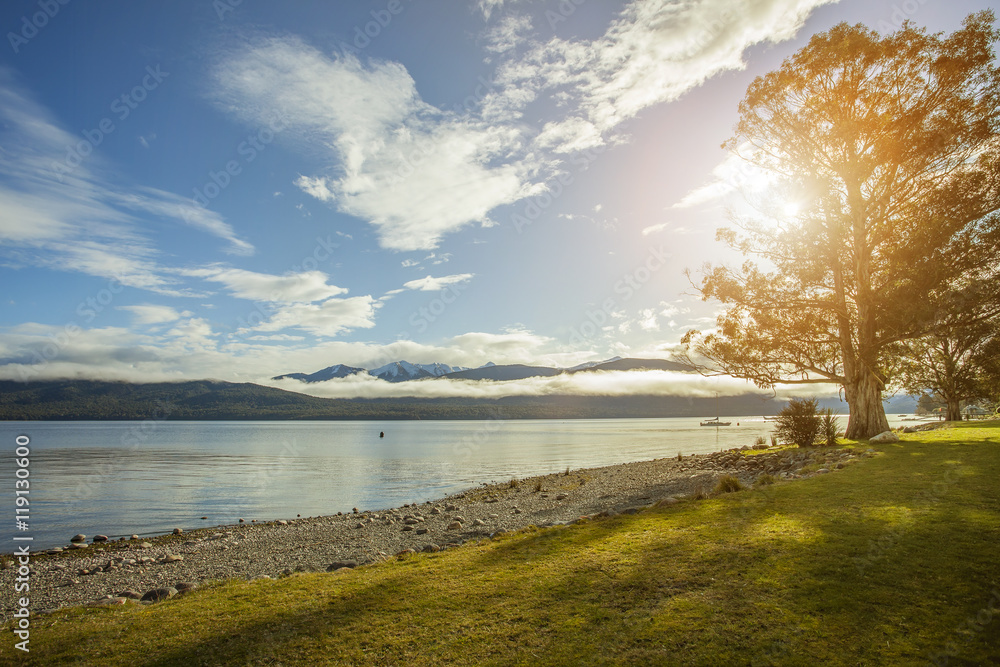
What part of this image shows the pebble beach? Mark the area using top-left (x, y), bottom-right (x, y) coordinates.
top-left (1, 443), bottom-right (868, 615)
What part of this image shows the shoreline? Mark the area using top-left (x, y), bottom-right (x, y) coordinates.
top-left (1, 444), bottom-right (865, 614)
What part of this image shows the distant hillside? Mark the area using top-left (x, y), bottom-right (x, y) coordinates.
top-left (571, 358), bottom-right (695, 374)
top-left (0, 379), bottom-right (787, 421)
top-left (441, 364), bottom-right (563, 381)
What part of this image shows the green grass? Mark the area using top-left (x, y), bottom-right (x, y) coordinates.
top-left (8, 423), bottom-right (1000, 665)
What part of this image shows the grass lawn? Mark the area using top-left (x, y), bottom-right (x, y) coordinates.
top-left (6, 422), bottom-right (1000, 666)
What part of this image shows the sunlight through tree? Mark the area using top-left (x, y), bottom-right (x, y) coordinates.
top-left (684, 11), bottom-right (1000, 439)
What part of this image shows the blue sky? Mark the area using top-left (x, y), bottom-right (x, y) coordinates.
top-left (0, 0), bottom-right (992, 398)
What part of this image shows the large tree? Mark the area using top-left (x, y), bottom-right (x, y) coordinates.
top-left (683, 12), bottom-right (1000, 439)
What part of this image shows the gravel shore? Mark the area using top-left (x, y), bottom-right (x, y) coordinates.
top-left (1, 444), bottom-right (866, 615)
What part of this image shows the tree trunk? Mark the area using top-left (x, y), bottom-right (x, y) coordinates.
top-left (842, 171), bottom-right (889, 441)
top-left (946, 398), bottom-right (962, 422)
top-left (844, 370), bottom-right (890, 439)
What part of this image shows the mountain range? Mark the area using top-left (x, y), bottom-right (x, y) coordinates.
top-left (0, 379), bottom-right (790, 421)
top-left (272, 357), bottom-right (694, 384)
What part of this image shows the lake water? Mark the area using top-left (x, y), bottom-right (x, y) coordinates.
top-left (0, 415), bottom-right (920, 551)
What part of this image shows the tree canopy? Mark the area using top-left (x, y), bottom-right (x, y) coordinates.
top-left (683, 12), bottom-right (1000, 439)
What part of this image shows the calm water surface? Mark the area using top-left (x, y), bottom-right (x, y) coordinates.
top-left (0, 416), bottom-right (917, 551)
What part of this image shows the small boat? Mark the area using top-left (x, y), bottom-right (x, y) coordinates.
top-left (701, 394), bottom-right (731, 426)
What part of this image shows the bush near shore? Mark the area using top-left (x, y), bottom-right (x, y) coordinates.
top-left (10, 422), bottom-right (1000, 665)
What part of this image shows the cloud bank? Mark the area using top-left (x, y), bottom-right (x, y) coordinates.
top-left (211, 0), bottom-right (835, 251)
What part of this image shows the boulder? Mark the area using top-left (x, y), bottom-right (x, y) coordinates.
top-left (326, 561), bottom-right (358, 572)
top-left (869, 431), bottom-right (900, 444)
top-left (141, 587), bottom-right (177, 602)
top-left (70, 534), bottom-right (86, 543)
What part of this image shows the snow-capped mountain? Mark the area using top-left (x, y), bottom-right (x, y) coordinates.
top-left (273, 361), bottom-right (471, 383)
top-left (272, 364), bottom-right (366, 382)
top-left (272, 357), bottom-right (691, 384)
top-left (368, 361), bottom-right (469, 383)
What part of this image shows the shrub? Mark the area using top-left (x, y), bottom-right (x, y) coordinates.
top-left (754, 473), bottom-right (777, 487)
top-left (754, 436), bottom-right (767, 446)
top-left (714, 474), bottom-right (746, 493)
top-left (820, 409), bottom-right (842, 446)
top-left (775, 398), bottom-right (822, 447)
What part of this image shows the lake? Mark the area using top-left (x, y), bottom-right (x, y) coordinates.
top-left (0, 415), bottom-right (919, 551)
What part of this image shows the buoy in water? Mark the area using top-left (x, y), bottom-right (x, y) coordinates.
top-left (379, 431), bottom-right (384, 438)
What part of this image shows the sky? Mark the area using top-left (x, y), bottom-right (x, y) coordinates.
top-left (0, 0), bottom-right (992, 399)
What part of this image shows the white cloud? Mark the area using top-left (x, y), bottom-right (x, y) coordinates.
top-left (494, 0), bottom-right (835, 151)
top-left (638, 308), bottom-right (659, 331)
top-left (0, 69), bottom-right (255, 291)
top-left (447, 329), bottom-right (552, 361)
top-left (402, 274), bottom-right (475, 292)
top-left (213, 38), bottom-right (536, 252)
top-left (209, 1), bottom-right (831, 251)
top-left (247, 334), bottom-right (306, 342)
top-left (183, 266), bottom-right (348, 303)
top-left (114, 187), bottom-right (254, 256)
top-left (245, 297), bottom-right (378, 338)
top-left (118, 305), bottom-right (190, 325)
top-left (477, 0), bottom-right (523, 21)
top-left (534, 116), bottom-right (604, 154)
top-left (483, 13), bottom-right (533, 53)
top-left (165, 317), bottom-right (218, 352)
top-left (270, 368), bottom-right (773, 400)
